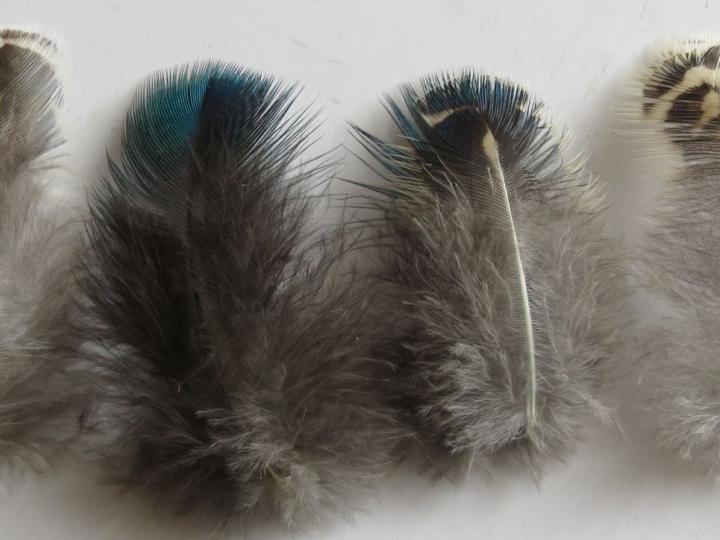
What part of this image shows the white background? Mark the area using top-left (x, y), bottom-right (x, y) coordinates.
top-left (3, 1), bottom-right (720, 538)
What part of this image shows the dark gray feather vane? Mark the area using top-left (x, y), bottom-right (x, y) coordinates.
top-left (629, 39), bottom-right (720, 472)
top-left (0, 29), bottom-right (84, 473)
top-left (81, 61), bottom-right (410, 528)
top-left (354, 71), bottom-right (625, 472)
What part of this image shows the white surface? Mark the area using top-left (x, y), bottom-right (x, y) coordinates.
top-left (3, 1), bottom-right (720, 538)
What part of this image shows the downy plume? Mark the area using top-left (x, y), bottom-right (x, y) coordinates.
top-left (0, 29), bottom-right (83, 473)
top-left (353, 71), bottom-right (625, 472)
top-left (626, 38), bottom-right (720, 471)
top-left (81, 62), bottom-right (409, 528)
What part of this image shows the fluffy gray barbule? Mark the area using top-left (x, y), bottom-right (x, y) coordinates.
top-left (630, 39), bottom-right (720, 471)
top-left (354, 72), bottom-right (625, 471)
top-left (81, 62), bottom-right (410, 528)
top-left (0, 29), bottom-right (83, 472)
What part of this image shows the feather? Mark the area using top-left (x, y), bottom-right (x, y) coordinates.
top-left (0, 29), bottom-right (83, 472)
top-left (81, 62), bottom-right (409, 528)
top-left (627, 38), bottom-right (720, 471)
top-left (353, 71), bottom-right (625, 471)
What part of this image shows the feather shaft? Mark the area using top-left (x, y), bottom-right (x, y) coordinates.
top-left (483, 129), bottom-right (537, 432)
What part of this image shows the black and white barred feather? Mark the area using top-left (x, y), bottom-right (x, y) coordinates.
top-left (628, 39), bottom-right (720, 471)
top-left (81, 62), bottom-right (409, 528)
top-left (354, 72), bottom-right (625, 472)
top-left (0, 29), bottom-right (83, 473)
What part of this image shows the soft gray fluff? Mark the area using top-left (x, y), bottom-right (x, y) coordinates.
top-left (80, 63), bottom-right (410, 528)
top-left (355, 72), bottom-right (625, 472)
top-left (630, 39), bottom-right (720, 471)
top-left (0, 29), bottom-right (83, 472)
